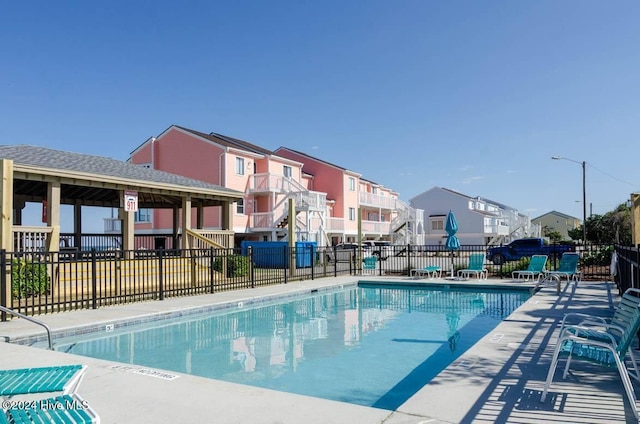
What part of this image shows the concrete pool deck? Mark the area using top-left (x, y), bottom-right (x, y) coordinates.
top-left (1, 276), bottom-right (638, 423)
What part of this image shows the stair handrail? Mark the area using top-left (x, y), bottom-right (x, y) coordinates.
top-left (185, 229), bottom-right (226, 249)
top-left (0, 305), bottom-right (53, 350)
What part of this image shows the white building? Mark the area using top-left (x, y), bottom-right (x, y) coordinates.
top-left (409, 187), bottom-right (540, 246)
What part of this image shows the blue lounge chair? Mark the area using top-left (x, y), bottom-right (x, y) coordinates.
top-left (555, 287), bottom-right (640, 380)
top-left (540, 301), bottom-right (640, 421)
top-left (457, 253), bottom-right (488, 280)
top-left (0, 365), bottom-right (86, 397)
top-left (362, 256), bottom-right (378, 275)
top-left (0, 365), bottom-right (99, 423)
top-left (543, 252), bottom-right (581, 283)
top-left (512, 255), bottom-right (548, 281)
top-left (410, 266), bottom-right (441, 279)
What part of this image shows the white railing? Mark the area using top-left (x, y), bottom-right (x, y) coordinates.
top-left (361, 220), bottom-right (392, 234)
top-left (484, 224), bottom-right (510, 235)
top-left (391, 204), bottom-right (410, 245)
top-left (186, 229), bottom-right (233, 249)
top-left (359, 192), bottom-right (398, 209)
top-left (326, 217), bottom-right (345, 231)
top-left (256, 190), bottom-right (327, 228)
top-left (13, 226), bottom-right (53, 252)
top-left (104, 218), bottom-right (121, 233)
top-left (294, 190), bottom-right (327, 210)
top-left (251, 212), bottom-right (275, 229)
top-left (249, 173), bottom-right (309, 193)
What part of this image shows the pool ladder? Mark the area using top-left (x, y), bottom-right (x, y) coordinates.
top-left (0, 305), bottom-right (53, 350)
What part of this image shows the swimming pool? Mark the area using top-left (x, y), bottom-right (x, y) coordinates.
top-left (51, 283), bottom-right (530, 410)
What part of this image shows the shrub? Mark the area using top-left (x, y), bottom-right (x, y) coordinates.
top-left (11, 259), bottom-right (49, 298)
top-left (213, 254), bottom-right (249, 277)
top-left (582, 245), bottom-right (614, 266)
top-left (494, 257), bottom-right (532, 278)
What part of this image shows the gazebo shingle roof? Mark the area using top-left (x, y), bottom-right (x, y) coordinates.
top-left (0, 144), bottom-right (242, 195)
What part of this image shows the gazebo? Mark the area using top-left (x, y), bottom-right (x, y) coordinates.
top-left (0, 145), bottom-right (244, 254)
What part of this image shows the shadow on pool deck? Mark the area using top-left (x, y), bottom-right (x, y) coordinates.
top-left (1, 276), bottom-right (639, 423)
top-left (396, 278), bottom-right (638, 424)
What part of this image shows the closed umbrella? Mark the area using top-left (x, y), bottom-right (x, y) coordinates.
top-left (445, 210), bottom-right (460, 278)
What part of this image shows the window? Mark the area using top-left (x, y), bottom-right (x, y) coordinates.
top-left (283, 165), bottom-right (292, 178)
top-left (348, 177), bottom-right (355, 191)
top-left (372, 187), bottom-right (377, 194)
top-left (236, 199), bottom-right (244, 214)
top-left (348, 207), bottom-right (356, 221)
top-left (431, 219), bottom-right (444, 231)
top-left (134, 208), bottom-right (151, 223)
top-left (235, 157), bottom-right (245, 175)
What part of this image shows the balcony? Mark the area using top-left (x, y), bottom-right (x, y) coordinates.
top-left (359, 192), bottom-right (397, 209)
top-left (484, 224), bottom-right (510, 236)
top-left (293, 190), bottom-right (327, 211)
top-left (361, 220), bottom-right (391, 234)
top-left (251, 212), bottom-right (275, 229)
top-left (104, 218), bottom-right (121, 233)
top-left (326, 217), bottom-right (345, 231)
top-left (249, 173), bottom-right (311, 194)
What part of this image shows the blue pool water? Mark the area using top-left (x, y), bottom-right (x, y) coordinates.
top-left (52, 283), bottom-right (530, 410)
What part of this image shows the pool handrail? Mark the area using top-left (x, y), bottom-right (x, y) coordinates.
top-left (0, 305), bottom-right (53, 350)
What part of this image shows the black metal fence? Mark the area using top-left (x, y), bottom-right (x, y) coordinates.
top-left (59, 233), bottom-right (179, 252)
top-left (613, 245), bottom-right (640, 295)
top-left (356, 243), bottom-right (614, 281)
top-left (0, 245), bottom-right (358, 319)
top-left (0, 243), bottom-right (617, 319)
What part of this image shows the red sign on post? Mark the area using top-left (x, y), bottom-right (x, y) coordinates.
top-left (124, 190), bottom-right (138, 212)
top-left (42, 200), bottom-right (47, 223)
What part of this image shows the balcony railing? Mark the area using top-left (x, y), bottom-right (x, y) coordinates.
top-left (104, 218), bottom-right (121, 233)
top-left (294, 190), bottom-right (327, 210)
top-left (251, 212), bottom-right (275, 229)
top-left (484, 224), bottom-right (510, 235)
top-left (13, 226), bottom-right (53, 252)
top-left (326, 217), bottom-right (345, 231)
top-left (361, 220), bottom-right (391, 234)
top-left (359, 192), bottom-right (397, 209)
top-left (249, 173), bottom-right (310, 194)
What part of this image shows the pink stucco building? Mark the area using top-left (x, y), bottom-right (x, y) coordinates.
top-left (124, 125), bottom-right (423, 247)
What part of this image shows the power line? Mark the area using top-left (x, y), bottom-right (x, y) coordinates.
top-left (587, 163), bottom-right (640, 190)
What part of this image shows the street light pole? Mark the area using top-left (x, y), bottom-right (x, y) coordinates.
top-left (552, 156), bottom-right (587, 245)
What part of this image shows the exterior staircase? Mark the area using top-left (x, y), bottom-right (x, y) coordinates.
top-left (391, 200), bottom-right (424, 246)
top-left (249, 173), bottom-right (327, 244)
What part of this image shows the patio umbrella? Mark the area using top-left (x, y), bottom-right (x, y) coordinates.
top-left (445, 210), bottom-right (460, 278)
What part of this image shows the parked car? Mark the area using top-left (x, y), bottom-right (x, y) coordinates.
top-left (486, 238), bottom-right (575, 265)
top-left (362, 240), bottom-right (392, 259)
top-left (326, 243), bottom-right (368, 263)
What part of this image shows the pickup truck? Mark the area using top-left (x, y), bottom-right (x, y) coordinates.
top-left (486, 238), bottom-right (575, 265)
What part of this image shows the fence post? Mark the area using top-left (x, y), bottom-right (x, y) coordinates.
top-left (333, 245), bottom-right (337, 278)
top-left (250, 246), bottom-right (255, 289)
top-left (91, 249), bottom-right (97, 309)
top-left (158, 247), bottom-right (164, 300)
top-left (636, 245), bottom-right (640, 289)
top-left (310, 245), bottom-right (315, 280)
top-left (1, 249), bottom-right (6, 321)
top-left (283, 246), bottom-right (288, 284)
top-left (407, 244), bottom-right (412, 277)
top-left (209, 247), bottom-right (215, 293)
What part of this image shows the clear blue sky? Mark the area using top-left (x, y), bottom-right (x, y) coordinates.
top-left (2, 1), bottom-right (640, 232)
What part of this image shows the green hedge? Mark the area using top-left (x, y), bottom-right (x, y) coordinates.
top-left (494, 257), bottom-right (532, 278)
top-left (582, 245), bottom-right (614, 266)
top-left (213, 255), bottom-right (249, 277)
top-left (12, 259), bottom-right (49, 298)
